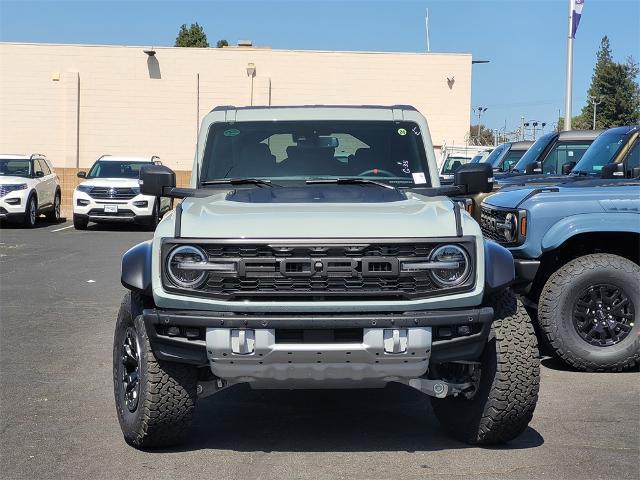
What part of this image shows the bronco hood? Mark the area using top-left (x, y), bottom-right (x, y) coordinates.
top-left (176, 186), bottom-right (461, 238)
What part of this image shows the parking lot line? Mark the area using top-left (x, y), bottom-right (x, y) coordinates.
top-left (51, 224), bottom-right (74, 232)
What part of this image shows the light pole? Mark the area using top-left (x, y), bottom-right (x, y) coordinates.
top-left (590, 96), bottom-right (602, 129)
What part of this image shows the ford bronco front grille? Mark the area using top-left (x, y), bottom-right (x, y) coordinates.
top-left (480, 206), bottom-right (508, 242)
top-left (161, 240), bottom-right (476, 301)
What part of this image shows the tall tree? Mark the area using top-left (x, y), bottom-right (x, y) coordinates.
top-left (174, 23), bottom-right (209, 48)
top-left (574, 36), bottom-right (640, 128)
top-left (216, 39), bottom-right (229, 48)
top-left (469, 124), bottom-right (495, 146)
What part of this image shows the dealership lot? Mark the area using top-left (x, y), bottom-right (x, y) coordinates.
top-left (0, 221), bottom-right (638, 480)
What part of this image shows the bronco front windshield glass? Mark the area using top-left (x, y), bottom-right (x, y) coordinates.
top-left (0, 159), bottom-right (31, 177)
top-left (571, 130), bottom-right (628, 175)
top-left (512, 132), bottom-right (555, 172)
top-left (200, 121), bottom-right (431, 186)
top-left (87, 161), bottom-right (150, 179)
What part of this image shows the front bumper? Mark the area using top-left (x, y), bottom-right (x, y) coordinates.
top-left (512, 258), bottom-right (540, 294)
top-left (142, 307), bottom-right (494, 380)
top-left (73, 191), bottom-right (156, 224)
top-left (0, 189), bottom-right (29, 217)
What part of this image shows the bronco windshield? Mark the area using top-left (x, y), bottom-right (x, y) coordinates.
top-left (570, 130), bottom-right (628, 175)
top-left (87, 161), bottom-right (150, 179)
top-left (0, 159), bottom-right (31, 177)
top-left (200, 121), bottom-right (431, 187)
top-left (512, 133), bottom-right (555, 173)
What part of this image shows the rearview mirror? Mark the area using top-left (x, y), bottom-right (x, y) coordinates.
top-left (561, 161), bottom-right (576, 175)
top-left (454, 163), bottom-right (493, 194)
top-left (139, 164), bottom-right (176, 196)
top-left (601, 162), bottom-right (624, 179)
top-left (77, 171), bottom-right (86, 178)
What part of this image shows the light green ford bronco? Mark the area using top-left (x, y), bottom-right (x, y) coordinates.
top-left (114, 105), bottom-right (540, 448)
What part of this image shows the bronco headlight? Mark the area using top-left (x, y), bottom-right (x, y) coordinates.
top-left (429, 244), bottom-right (471, 287)
top-left (502, 213), bottom-right (518, 243)
top-left (166, 245), bottom-right (208, 288)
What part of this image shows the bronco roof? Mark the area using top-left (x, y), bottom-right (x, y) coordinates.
top-left (211, 104), bottom-right (418, 112)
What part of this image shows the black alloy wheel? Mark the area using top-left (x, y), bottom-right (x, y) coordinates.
top-left (121, 327), bottom-right (141, 412)
top-left (573, 283), bottom-right (635, 348)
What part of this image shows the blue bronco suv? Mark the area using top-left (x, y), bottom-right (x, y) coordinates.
top-left (481, 180), bottom-right (640, 371)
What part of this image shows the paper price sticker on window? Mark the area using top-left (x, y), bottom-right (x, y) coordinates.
top-left (412, 172), bottom-right (427, 184)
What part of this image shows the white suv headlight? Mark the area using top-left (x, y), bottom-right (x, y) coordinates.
top-left (429, 244), bottom-right (471, 287)
top-left (76, 185), bottom-right (92, 193)
top-left (0, 183), bottom-right (27, 197)
top-left (166, 246), bottom-right (208, 288)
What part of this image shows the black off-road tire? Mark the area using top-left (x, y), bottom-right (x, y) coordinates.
top-left (538, 254), bottom-right (639, 372)
top-left (46, 190), bottom-right (61, 222)
top-left (113, 292), bottom-right (198, 449)
top-left (431, 290), bottom-right (540, 445)
top-left (73, 214), bottom-right (88, 230)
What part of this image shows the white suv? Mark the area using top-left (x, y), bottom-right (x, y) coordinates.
top-left (0, 154), bottom-right (61, 227)
top-left (73, 155), bottom-right (171, 230)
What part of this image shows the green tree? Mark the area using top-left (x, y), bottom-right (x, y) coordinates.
top-left (469, 124), bottom-right (495, 146)
top-left (174, 23), bottom-right (209, 47)
top-left (574, 36), bottom-right (640, 129)
top-left (216, 39), bottom-right (229, 48)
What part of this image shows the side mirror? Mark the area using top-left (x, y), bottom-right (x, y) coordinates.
top-left (139, 164), bottom-right (176, 196)
top-left (35, 171), bottom-right (45, 178)
top-left (561, 161), bottom-right (576, 175)
top-left (77, 171), bottom-right (86, 178)
top-left (454, 163), bottom-right (493, 194)
top-left (525, 161), bottom-right (542, 174)
top-left (601, 162), bottom-right (624, 179)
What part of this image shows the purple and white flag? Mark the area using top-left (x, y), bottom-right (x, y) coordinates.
top-left (571, 0), bottom-right (585, 38)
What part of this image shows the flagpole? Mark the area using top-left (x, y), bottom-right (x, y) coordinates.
top-left (563, 0), bottom-right (574, 131)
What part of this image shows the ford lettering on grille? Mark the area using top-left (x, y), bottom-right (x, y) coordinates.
top-left (237, 257), bottom-right (399, 278)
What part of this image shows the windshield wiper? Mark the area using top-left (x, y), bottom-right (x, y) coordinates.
top-left (305, 178), bottom-right (396, 189)
top-left (200, 178), bottom-right (274, 188)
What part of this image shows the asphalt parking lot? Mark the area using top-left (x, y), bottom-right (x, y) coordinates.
top-left (0, 219), bottom-right (638, 480)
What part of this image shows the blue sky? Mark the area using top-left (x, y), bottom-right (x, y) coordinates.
top-left (1, 0), bottom-right (638, 134)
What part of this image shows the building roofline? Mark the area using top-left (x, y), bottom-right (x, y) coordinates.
top-left (0, 41), bottom-right (472, 57)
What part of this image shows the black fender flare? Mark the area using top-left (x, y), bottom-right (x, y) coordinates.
top-left (121, 240), bottom-right (153, 296)
top-left (484, 240), bottom-right (515, 293)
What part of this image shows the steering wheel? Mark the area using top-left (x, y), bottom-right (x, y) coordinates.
top-left (358, 169), bottom-right (396, 177)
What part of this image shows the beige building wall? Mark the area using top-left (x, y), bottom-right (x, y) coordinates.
top-left (0, 43), bottom-right (472, 205)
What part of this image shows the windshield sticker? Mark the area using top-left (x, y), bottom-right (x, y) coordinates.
top-left (397, 128), bottom-right (407, 136)
top-left (568, 151), bottom-right (574, 156)
top-left (224, 128), bottom-right (240, 137)
top-left (399, 160), bottom-right (411, 173)
top-left (593, 165), bottom-right (603, 171)
top-left (412, 126), bottom-right (421, 136)
top-left (412, 172), bottom-right (427, 184)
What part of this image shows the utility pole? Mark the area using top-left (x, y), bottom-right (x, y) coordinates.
top-left (473, 106), bottom-right (487, 141)
top-left (590, 96), bottom-right (602, 129)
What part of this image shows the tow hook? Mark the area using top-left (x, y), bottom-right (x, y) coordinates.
top-left (197, 377), bottom-right (230, 399)
top-left (407, 378), bottom-right (474, 399)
